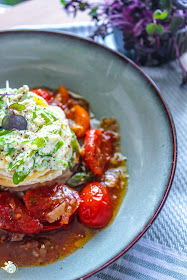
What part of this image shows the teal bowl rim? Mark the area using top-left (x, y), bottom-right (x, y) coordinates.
top-left (0, 30), bottom-right (177, 280)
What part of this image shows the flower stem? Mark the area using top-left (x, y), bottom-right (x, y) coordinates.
top-left (5, 80), bottom-right (15, 113)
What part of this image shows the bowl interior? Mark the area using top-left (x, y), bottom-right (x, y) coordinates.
top-left (0, 31), bottom-right (175, 280)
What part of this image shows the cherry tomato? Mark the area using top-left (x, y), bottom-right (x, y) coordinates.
top-left (53, 85), bottom-right (69, 105)
top-left (41, 221), bottom-right (62, 232)
top-left (83, 129), bottom-right (113, 175)
top-left (78, 182), bottom-right (113, 228)
top-left (48, 99), bottom-right (64, 110)
top-left (67, 105), bottom-right (90, 138)
top-left (40, 221), bottom-right (68, 232)
top-left (41, 214), bottom-right (74, 232)
top-left (0, 192), bottom-right (42, 234)
top-left (31, 88), bottom-right (52, 102)
top-left (23, 184), bottom-right (80, 226)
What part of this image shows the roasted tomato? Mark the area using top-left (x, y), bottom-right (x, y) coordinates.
top-left (41, 221), bottom-right (67, 233)
top-left (53, 85), bottom-right (69, 105)
top-left (41, 214), bottom-right (74, 232)
top-left (0, 192), bottom-right (42, 234)
top-left (31, 88), bottom-right (53, 102)
top-left (23, 184), bottom-right (80, 226)
top-left (78, 182), bottom-right (113, 228)
top-left (67, 105), bottom-right (90, 138)
top-left (83, 129), bottom-right (113, 175)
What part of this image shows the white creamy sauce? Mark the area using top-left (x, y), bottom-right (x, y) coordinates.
top-left (0, 85), bottom-right (78, 185)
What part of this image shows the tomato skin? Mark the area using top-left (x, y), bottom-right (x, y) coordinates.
top-left (54, 85), bottom-right (69, 105)
top-left (41, 214), bottom-right (74, 232)
top-left (31, 88), bottom-right (52, 102)
top-left (67, 105), bottom-right (90, 138)
top-left (41, 221), bottom-right (68, 232)
top-left (0, 192), bottom-right (42, 234)
top-left (83, 129), bottom-right (113, 175)
top-left (48, 86), bottom-right (90, 139)
top-left (23, 184), bottom-right (80, 225)
top-left (78, 182), bottom-right (113, 228)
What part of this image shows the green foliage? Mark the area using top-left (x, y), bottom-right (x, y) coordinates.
top-left (146, 23), bottom-right (165, 35)
top-left (160, 0), bottom-right (172, 11)
top-left (61, 0), bottom-right (67, 5)
top-left (89, 6), bottom-right (98, 16)
top-left (62, 0), bottom-right (187, 85)
top-left (170, 16), bottom-right (185, 34)
top-left (79, 2), bottom-right (88, 11)
top-left (153, 9), bottom-right (168, 20)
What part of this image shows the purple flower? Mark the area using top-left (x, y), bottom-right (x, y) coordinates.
top-left (63, 0), bottom-right (187, 84)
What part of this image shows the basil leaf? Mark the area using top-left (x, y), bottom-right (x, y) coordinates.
top-left (39, 140), bottom-right (64, 156)
top-left (13, 158), bottom-right (35, 185)
top-left (31, 137), bottom-right (46, 149)
top-left (0, 129), bottom-right (12, 136)
top-left (71, 130), bottom-right (79, 152)
top-left (67, 172), bottom-right (94, 187)
top-left (9, 103), bottom-right (25, 111)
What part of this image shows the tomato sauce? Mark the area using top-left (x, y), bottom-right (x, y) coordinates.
top-left (0, 174), bottom-right (127, 267)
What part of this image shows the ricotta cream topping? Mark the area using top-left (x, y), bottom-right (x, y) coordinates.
top-left (0, 85), bottom-right (77, 185)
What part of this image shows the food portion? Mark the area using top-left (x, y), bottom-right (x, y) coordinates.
top-left (0, 83), bottom-right (128, 267)
top-left (0, 192), bottom-right (42, 234)
top-left (23, 184), bottom-right (80, 225)
top-left (78, 182), bottom-right (113, 228)
top-left (83, 129), bottom-right (113, 175)
top-left (0, 85), bottom-right (78, 188)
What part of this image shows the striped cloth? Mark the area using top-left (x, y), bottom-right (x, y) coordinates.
top-left (94, 239), bottom-right (187, 280)
top-left (12, 23), bottom-right (187, 280)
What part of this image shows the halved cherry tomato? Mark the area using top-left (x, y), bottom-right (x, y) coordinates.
top-left (0, 192), bottom-right (42, 234)
top-left (78, 182), bottom-right (113, 228)
top-left (41, 214), bottom-right (74, 232)
top-left (53, 85), bottom-right (69, 105)
top-left (83, 129), bottom-right (113, 175)
top-left (41, 221), bottom-right (61, 232)
top-left (67, 105), bottom-right (90, 138)
top-left (41, 221), bottom-right (68, 232)
top-left (23, 184), bottom-right (80, 226)
top-left (31, 88), bottom-right (52, 102)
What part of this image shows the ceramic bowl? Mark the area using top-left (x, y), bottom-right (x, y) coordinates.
top-left (0, 30), bottom-right (176, 280)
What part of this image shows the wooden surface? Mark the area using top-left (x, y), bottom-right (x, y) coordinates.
top-left (0, 0), bottom-right (90, 30)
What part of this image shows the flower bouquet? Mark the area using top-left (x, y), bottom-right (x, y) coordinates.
top-left (62, 0), bottom-right (187, 85)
